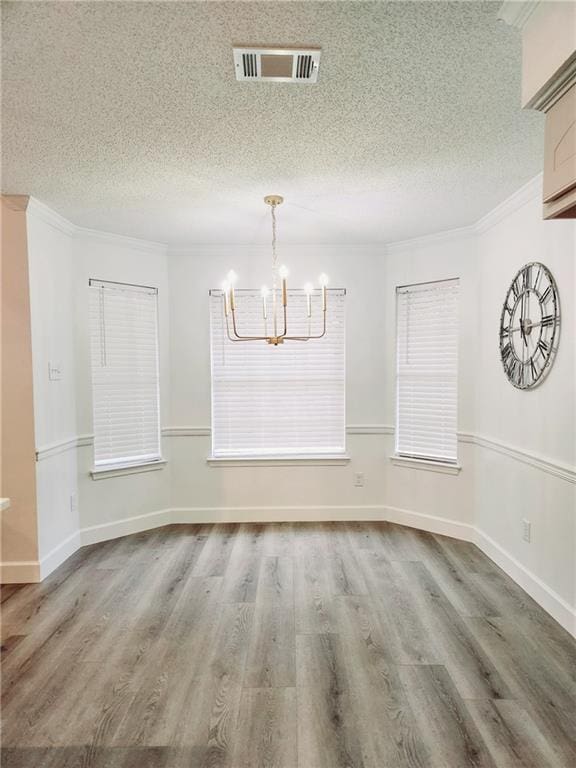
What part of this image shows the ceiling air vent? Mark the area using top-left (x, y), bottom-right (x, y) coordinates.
top-left (233, 47), bottom-right (321, 83)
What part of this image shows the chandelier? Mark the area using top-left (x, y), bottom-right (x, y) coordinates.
top-left (220, 195), bottom-right (329, 345)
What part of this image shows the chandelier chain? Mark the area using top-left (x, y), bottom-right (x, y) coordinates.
top-left (271, 202), bottom-right (277, 280)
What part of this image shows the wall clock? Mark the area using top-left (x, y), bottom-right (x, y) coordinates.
top-left (499, 262), bottom-right (560, 389)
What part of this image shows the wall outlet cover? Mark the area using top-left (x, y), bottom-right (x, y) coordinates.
top-left (522, 518), bottom-right (531, 543)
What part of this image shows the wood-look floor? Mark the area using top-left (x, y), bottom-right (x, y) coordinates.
top-left (1, 522), bottom-right (575, 768)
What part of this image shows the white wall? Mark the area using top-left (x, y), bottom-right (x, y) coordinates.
top-left (475, 195), bottom-right (575, 617)
top-left (73, 233), bottom-right (172, 536)
top-left (382, 232), bottom-right (478, 527)
top-left (27, 204), bottom-right (80, 574)
top-left (24, 181), bottom-right (576, 635)
top-left (169, 245), bottom-right (390, 515)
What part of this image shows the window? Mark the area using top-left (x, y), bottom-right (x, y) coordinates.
top-left (89, 279), bottom-right (161, 469)
top-left (396, 279), bottom-right (459, 464)
top-left (210, 289), bottom-right (346, 458)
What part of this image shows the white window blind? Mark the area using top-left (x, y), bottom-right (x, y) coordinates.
top-left (89, 279), bottom-right (161, 468)
top-left (396, 279), bottom-right (459, 463)
top-left (210, 289), bottom-right (346, 457)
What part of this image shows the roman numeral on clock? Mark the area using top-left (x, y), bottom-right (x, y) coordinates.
top-left (522, 265), bottom-right (531, 290)
top-left (541, 285), bottom-right (552, 303)
top-left (538, 339), bottom-right (550, 358)
top-left (541, 315), bottom-right (555, 327)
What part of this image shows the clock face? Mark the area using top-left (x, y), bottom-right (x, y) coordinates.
top-left (499, 262), bottom-right (560, 390)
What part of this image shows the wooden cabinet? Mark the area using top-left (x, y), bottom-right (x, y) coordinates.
top-left (499, 1), bottom-right (576, 219)
top-left (543, 83), bottom-right (576, 219)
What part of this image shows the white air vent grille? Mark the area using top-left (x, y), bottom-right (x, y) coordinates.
top-left (296, 54), bottom-right (314, 79)
top-left (242, 52), bottom-right (258, 78)
top-left (233, 47), bottom-right (321, 83)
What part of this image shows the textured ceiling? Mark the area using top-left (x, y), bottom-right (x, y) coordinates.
top-left (2, 1), bottom-right (544, 245)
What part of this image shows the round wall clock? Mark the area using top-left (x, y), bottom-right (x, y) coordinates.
top-left (499, 262), bottom-right (560, 390)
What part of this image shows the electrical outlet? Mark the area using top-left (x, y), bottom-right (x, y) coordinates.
top-left (522, 518), bottom-right (531, 543)
top-left (354, 472), bottom-right (365, 487)
top-left (48, 361), bottom-right (62, 381)
top-left (70, 493), bottom-right (78, 514)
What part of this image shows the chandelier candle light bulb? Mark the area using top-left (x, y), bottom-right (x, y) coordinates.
top-left (219, 195), bottom-right (329, 345)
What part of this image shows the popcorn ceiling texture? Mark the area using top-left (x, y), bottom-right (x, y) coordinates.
top-left (2, 1), bottom-right (544, 245)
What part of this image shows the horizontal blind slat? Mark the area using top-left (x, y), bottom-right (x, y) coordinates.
top-left (89, 281), bottom-right (161, 466)
top-left (210, 290), bottom-right (345, 457)
top-left (396, 279), bottom-right (459, 462)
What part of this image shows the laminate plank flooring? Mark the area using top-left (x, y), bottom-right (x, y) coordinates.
top-left (2, 521), bottom-right (575, 768)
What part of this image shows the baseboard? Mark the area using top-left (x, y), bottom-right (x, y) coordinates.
top-left (5, 504), bottom-right (574, 639)
top-left (39, 530), bottom-right (82, 580)
top-left (383, 505), bottom-right (474, 541)
top-left (0, 560), bottom-right (41, 583)
top-left (80, 508), bottom-right (172, 546)
top-left (170, 504), bottom-right (474, 541)
top-left (171, 505), bottom-right (386, 524)
top-left (474, 528), bottom-right (576, 638)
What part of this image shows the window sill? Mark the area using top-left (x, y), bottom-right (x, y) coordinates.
top-left (207, 455), bottom-right (350, 467)
top-left (91, 459), bottom-right (167, 480)
top-left (390, 455), bottom-right (461, 475)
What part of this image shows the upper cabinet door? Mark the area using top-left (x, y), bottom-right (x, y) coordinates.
top-left (543, 83), bottom-right (576, 203)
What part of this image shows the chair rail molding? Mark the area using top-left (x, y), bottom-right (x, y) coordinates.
top-left (34, 426), bottom-right (575, 483)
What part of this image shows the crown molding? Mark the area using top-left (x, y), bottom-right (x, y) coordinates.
top-left (26, 197), bottom-right (167, 255)
top-left (26, 173), bottom-right (543, 259)
top-left (26, 197), bottom-right (76, 235)
top-left (497, 1), bottom-right (540, 29)
top-left (167, 243), bottom-right (386, 258)
top-left (76, 225), bottom-right (167, 256)
top-left (382, 173), bottom-right (543, 252)
top-left (474, 173), bottom-right (543, 233)
top-left (524, 54), bottom-right (576, 112)
top-left (385, 225), bottom-right (475, 255)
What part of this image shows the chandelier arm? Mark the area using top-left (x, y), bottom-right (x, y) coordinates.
top-left (282, 306), bottom-right (327, 341)
top-left (224, 304), bottom-right (269, 341)
top-left (276, 301), bottom-right (288, 339)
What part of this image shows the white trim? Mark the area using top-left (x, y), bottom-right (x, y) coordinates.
top-left (162, 425), bottom-right (393, 437)
top-left (385, 225), bottom-right (475, 255)
top-left (384, 174), bottom-right (543, 250)
top-left (90, 459), bottom-right (167, 480)
top-left (497, 1), bottom-right (540, 29)
top-left (161, 426), bottom-right (211, 437)
top-left (5, 505), bottom-right (573, 637)
top-left (28, 176), bottom-right (542, 259)
top-left (474, 174), bottom-right (543, 233)
top-left (35, 426), bottom-right (575, 483)
top-left (36, 434), bottom-right (93, 461)
top-left (76, 225), bottom-right (166, 256)
top-left (26, 197), bottom-right (77, 236)
top-left (170, 505), bottom-right (474, 539)
top-left (207, 455), bottom-right (351, 467)
top-left (390, 455), bottom-right (462, 475)
top-left (26, 197), bottom-right (167, 255)
top-left (474, 528), bottom-right (576, 637)
top-left (39, 531), bottom-right (82, 580)
top-left (347, 424), bottom-right (393, 435)
top-left (80, 508), bottom-right (172, 546)
top-left (471, 433), bottom-right (576, 484)
top-left (0, 560), bottom-right (41, 583)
